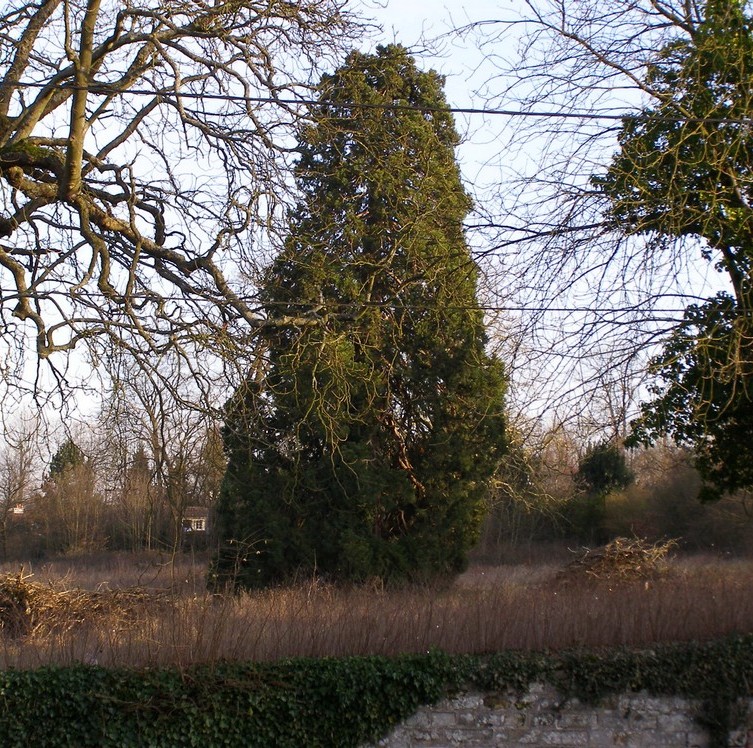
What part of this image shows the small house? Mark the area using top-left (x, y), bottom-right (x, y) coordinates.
top-left (182, 506), bottom-right (209, 533)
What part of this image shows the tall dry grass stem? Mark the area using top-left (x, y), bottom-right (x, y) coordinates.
top-left (0, 550), bottom-right (750, 669)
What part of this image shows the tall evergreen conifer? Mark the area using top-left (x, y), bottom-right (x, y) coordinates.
top-left (212, 46), bottom-right (506, 588)
top-left (49, 439), bottom-right (85, 479)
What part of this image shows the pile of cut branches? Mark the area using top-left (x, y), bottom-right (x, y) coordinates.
top-left (557, 537), bottom-right (677, 585)
top-left (0, 571), bottom-right (171, 639)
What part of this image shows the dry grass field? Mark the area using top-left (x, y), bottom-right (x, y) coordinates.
top-left (0, 544), bottom-right (750, 670)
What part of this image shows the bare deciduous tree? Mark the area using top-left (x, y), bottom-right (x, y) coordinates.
top-left (464, 0), bottom-right (743, 428)
top-left (0, 415), bottom-right (41, 557)
top-left (0, 0), bottom-right (364, 395)
top-left (99, 356), bottom-right (224, 551)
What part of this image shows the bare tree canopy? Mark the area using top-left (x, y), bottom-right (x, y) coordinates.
top-left (466, 0), bottom-right (753, 432)
top-left (0, 0), bottom-right (363, 392)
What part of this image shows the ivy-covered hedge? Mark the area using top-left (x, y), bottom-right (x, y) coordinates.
top-left (0, 635), bottom-right (751, 747)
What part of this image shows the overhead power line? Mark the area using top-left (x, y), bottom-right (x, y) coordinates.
top-left (0, 285), bottom-right (698, 316)
top-left (2, 79), bottom-right (752, 125)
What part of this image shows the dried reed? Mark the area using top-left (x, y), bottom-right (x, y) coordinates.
top-left (0, 549), bottom-right (750, 670)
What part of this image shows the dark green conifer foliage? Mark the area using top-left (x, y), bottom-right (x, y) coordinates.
top-left (575, 442), bottom-right (634, 498)
top-left (49, 439), bottom-right (85, 478)
top-left (572, 441), bottom-right (634, 544)
top-left (212, 45), bottom-right (507, 588)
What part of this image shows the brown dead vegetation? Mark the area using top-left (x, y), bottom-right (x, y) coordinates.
top-left (556, 537), bottom-right (678, 585)
top-left (0, 549), bottom-right (751, 670)
top-left (0, 569), bottom-right (172, 640)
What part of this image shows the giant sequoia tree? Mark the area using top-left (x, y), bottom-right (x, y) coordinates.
top-left (212, 46), bottom-right (507, 588)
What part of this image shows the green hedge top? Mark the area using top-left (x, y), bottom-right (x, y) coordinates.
top-left (1, 635), bottom-right (752, 747)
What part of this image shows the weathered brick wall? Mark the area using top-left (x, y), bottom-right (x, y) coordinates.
top-left (373, 684), bottom-right (753, 747)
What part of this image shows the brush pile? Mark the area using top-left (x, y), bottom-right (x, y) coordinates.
top-left (0, 571), bottom-right (170, 639)
top-left (557, 537), bottom-right (677, 585)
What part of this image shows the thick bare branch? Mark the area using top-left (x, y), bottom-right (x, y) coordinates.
top-left (0, 0), bottom-right (366, 397)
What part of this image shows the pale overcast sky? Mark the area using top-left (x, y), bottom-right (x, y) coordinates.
top-left (357, 1), bottom-right (522, 193)
top-left (361, 0), bottom-right (512, 105)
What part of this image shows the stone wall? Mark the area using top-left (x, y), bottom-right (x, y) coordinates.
top-left (373, 683), bottom-right (753, 747)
